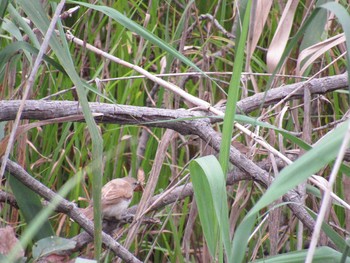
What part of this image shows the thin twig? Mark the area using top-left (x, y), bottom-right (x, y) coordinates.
top-left (65, 31), bottom-right (213, 111)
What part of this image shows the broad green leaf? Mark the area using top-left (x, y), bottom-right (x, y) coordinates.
top-left (190, 155), bottom-right (232, 261)
top-left (252, 120), bottom-right (348, 215)
top-left (219, 0), bottom-right (252, 177)
top-left (8, 176), bottom-right (54, 241)
top-left (300, 0), bottom-right (331, 51)
top-left (2, 18), bottom-right (24, 41)
top-left (232, 119), bottom-right (349, 263)
top-left (190, 157), bottom-right (218, 258)
top-left (32, 237), bottom-right (76, 259)
top-left (299, 0), bottom-right (332, 75)
top-left (252, 246), bottom-right (350, 263)
top-left (0, 254), bottom-right (26, 263)
top-left (7, 4), bottom-right (40, 48)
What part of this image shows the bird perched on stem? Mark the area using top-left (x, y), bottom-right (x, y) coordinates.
top-left (83, 176), bottom-right (143, 220)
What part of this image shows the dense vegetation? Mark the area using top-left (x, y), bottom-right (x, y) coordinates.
top-left (1, 0), bottom-right (350, 262)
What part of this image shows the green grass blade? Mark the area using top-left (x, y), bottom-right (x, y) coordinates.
top-left (218, 0), bottom-right (252, 176)
top-left (190, 157), bottom-right (218, 258)
top-left (299, 0), bottom-right (330, 52)
top-left (0, 41), bottom-right (66, 75)
top-left (235, 114), bottom-right (311, 150)
top-left (252, 246), bottom-right (350, 263)
top-left (68, 0), bottom-right (203, 73)
top-left (232, 119), bottom-right (349, 262)
top-left (308, 209), bottom-right (348, 252)
top-left (256, 119), bottom-right (348, 209)
top-left (190, 155), bottom-right (232, 261)
top-left (17, 0), bottom-right (104, 259)
top-left (7, 4), bottom-right (40, 48)
top-left (8, 176), bottom-right (54, 241)
top-left (321, 2), bottom-right (350, 101)
top-left (0, 0), bottom-right (9, 28)
top-left (165, 0), bottom-right (195, 70)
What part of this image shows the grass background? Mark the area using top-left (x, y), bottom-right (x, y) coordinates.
top-left (1, 0), bottom-right (350, 262)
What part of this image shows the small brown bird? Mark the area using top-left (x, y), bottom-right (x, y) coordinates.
top-left (83, 176), bottom-right (142, 220)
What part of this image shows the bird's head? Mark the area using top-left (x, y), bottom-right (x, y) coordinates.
top-left (122, 176), bottom-right (143, 192)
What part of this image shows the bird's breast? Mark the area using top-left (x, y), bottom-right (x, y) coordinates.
top-left (103, 199), bottom-right (132, 219)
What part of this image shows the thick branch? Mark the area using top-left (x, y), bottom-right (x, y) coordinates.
top-left (0, 73), bottom-right (347, 125)
top-left (233, 73), bottom-right (348, 114)
top-left (0, 100), bottom-right (204, 135)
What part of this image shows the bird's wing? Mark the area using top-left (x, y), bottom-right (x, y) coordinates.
top-left (101, 179), bottom-right (133, 205)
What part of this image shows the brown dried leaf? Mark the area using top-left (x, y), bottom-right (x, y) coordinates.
top-left (137, 168), bottom-right (145, 185)
top-left (266, 0), bottom-right (299, 73)
top-left (296, 33), bottom-right (345, 75)
top-left (247, 0), bottom-right (273, 61)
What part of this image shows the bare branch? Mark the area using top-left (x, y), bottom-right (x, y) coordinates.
top-left (234, 72), bottom-right (348, 114)
top-left (0, 73), bottom-right (347, 124)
